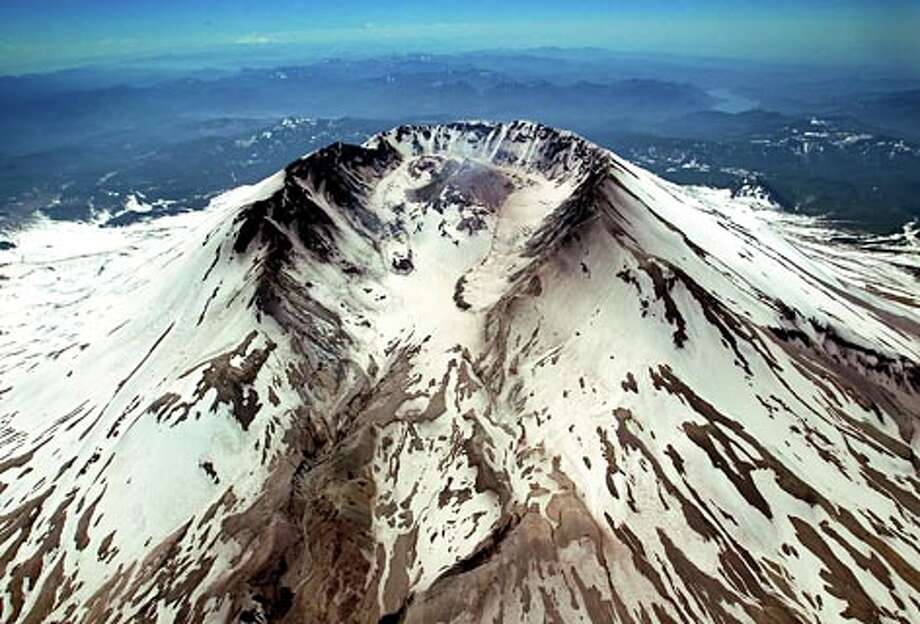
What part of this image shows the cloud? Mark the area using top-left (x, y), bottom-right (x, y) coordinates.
top-left (235, 34), bottom-right (276, 45)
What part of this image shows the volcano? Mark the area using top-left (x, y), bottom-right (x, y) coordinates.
top-left (1, 121), bottom-right (919, 623)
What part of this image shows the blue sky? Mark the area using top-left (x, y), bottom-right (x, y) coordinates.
top-left (1, 1), bottom-right (918, 73)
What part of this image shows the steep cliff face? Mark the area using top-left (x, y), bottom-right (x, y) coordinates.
top-left (1, 121), bottom-right (919, 623)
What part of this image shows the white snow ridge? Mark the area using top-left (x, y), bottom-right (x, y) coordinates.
top-left (1, 120), bottom-right (919, 623)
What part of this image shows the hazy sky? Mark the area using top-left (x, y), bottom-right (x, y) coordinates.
top-left (1, 1), bottom-right (918, 74)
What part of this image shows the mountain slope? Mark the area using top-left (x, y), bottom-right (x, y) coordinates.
top-left (1, 121), bottom-right (919, 623)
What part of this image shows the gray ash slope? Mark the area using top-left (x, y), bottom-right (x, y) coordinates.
top-left (1, 121), bottom-right (919, 623)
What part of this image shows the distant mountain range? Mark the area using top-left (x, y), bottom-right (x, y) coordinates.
top-left (1, 51), bottom-right (918, 235)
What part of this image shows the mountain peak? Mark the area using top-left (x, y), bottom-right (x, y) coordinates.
top-left (374, 119), bottom-right (606, 178)
top-left (1, 122), bottom-right (919, 623)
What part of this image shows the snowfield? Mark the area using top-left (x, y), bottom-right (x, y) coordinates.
top-left (1, 121), bottom-right (919, 623)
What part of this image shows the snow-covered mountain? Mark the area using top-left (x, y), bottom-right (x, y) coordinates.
top-left (1, 121), bottom-right (919, 623)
